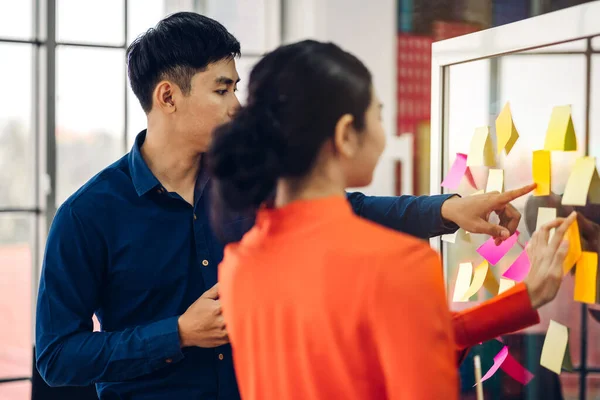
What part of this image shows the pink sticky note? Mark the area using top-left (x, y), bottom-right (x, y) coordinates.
top-left (502, 250), bottom-right (531, 282)
top-left (475, 346), bottom-right (509, 386)
top-left (477, 231), bottom-right (520, 265)
top-left (442, 153), bottom-right (478, 190)
top-left (501, 352), bottom-right (535, 385)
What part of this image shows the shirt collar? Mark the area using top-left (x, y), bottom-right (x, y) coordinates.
top-left (128, 130), bottom-right (162, 197)
top-left (128, 129), bottom-right (211, 200)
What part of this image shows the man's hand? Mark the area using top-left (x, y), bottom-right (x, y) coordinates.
top-left (177, 283), bottom-right (229, 348)
top-left (441, 183), bottom-right (536, 244)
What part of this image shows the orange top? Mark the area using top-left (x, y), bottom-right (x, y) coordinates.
top-left (219, 196), bottom-right (458, 400)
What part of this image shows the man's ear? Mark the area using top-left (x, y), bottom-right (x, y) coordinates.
top-left (154, 80), bottom-right (177, 113)
top-left (333, 114), bottom-right (359, 158)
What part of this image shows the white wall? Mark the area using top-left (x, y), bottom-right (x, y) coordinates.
top-left (283, 0), bottom-right (409, 196)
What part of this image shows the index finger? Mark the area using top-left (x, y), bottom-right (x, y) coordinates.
top-left (548, 212), bottom-right (577, 252)
top-left (496, 183), bottom-right (537, 204)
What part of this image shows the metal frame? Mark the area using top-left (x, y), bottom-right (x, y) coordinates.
top-left (0, 0), bottom-right (283, 389)
top-left (430, 3), bottom-right (600, 399)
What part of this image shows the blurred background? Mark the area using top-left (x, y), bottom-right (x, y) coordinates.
top-left (1, 0), bottom-right (599, 399)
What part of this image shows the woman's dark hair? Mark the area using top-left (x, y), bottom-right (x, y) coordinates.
top-left (208, 40), bottom-right (372, 212)
top-left (127, 12), bottom-right (240, 113)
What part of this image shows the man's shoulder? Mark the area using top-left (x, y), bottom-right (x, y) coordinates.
top-left (62, 154), bottom-right (132, 213)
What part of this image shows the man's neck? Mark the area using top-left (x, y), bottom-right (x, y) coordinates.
top-left (141, 127), bottom-right (202, 204)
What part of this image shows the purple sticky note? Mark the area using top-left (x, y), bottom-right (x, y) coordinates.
top-left (474, 346), bottom-right (509, 386)
top-left (442, 153), bottom-right (474, 190)
top-left (477, 231), bottom-right (520, 265)
top-left (502, 250), bottom-right (531, 282)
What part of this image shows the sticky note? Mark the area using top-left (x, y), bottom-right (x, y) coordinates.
top-left (543, 105), bottom-right (577, 151)
top-left (501, 352), bottom-right (535, 385)
top-left (477, 230), bottom-right (519, 265)
top-left (502, 250), bottom-right (530, 282)
top-left (483, 266), bottom-right (500, 295)
top-left (462, 261), bottom-right (490, 301)
top-left (532, 150), bottom-right (551, 196)
top-left (563, 218), bottom-right (582, 275)
top-left (540, 320), bottom-right (569, 375)
top-left (485, 169), bottom-right (504, 193)
top-left (536, 207), bottom-right (557, 240)
top-left (442, 153), bottom-right (478, 190)
top-left (562, 339), bottom-right (574, 372)
top-left (498, 278), bottom-right (516, 294)
top-left (441, 232), bottom-right (457, 243)
top-left (562, 156), bottom-right (600, 206)
top-left (474, 346), bottom-right (508, 386)
top-left (496, 102), bottom-right (519, 155)
top-left (470, 190), bottom-right (485, 196)
top-left (574, 251), bottom-right (597, 304)
top-left (453, 262), bottom-right (473, 302)
top-left (467, 126), bottom-right (495, 167)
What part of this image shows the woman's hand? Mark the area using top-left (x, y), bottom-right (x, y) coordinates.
top-left (524, 211), bottom-right (577, 309)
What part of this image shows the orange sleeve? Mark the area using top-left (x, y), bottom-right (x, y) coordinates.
top-left (452, 282), bottom-right (540, 350)
top-left (368, 246), bottom-right (457, 400)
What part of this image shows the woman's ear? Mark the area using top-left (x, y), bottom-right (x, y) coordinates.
top-left (333, 114), bottom-right (359, 158)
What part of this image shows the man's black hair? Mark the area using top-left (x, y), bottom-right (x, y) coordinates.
top-left (127, 12), bottom-right (241, 113)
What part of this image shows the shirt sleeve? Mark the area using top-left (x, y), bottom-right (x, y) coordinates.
top-left (452, 283), bottom-right (540, 350)
top-left (367, 245), bottom-right (457, 399)
top-left (346, 192), bottom-right (459, 239)
top-left (35, 204), bottom-right (184, 387)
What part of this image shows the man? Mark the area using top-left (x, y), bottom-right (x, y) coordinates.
top-left (36, 12), bottom-right (530, 399)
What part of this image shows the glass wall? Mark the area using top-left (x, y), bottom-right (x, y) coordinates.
top-left (442, 38), bottom-right (600, 400)
top-left (0, 1), bottom-right (280, 398)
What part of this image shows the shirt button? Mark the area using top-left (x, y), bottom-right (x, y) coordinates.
top-left (218, 353), bottom-right (224, 361)
top-left (193, 214), bottom-right (197, 220)
top-left (202, 259), bottom-right (209, 266)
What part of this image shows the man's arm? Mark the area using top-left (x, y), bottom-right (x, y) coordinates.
top-left (346, 192), bottom-right (459, 239)
top-left (35, 204), bottom-right (184, 387)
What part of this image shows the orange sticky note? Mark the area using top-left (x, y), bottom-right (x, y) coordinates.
top-left (462, 261), bottom-right (489, 301)
top-left (540, 320), bottom-right (569, 375)
top-left (563, 219), bottom-right (582, 275)
top-left (467, 126), bottom-right (495, 167)
top-left (562, 156), bottom-right (600, 206)
top-left (498, 278), bottom-right (516, 294)
top-left (543, 105), bottom-right (577, 151)
top-left (496, 102), bottom-right (519, 155)
top-left (532, 150), bottom-right (551, 196)
top-left (574, 251), bottom-right (597, 304)
top-left (485, 169), bottom-right (504, 193)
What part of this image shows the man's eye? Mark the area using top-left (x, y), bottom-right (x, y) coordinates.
top-left (216, 90), bottom-right (228, 95)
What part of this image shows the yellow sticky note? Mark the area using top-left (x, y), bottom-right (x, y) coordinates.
top-left (462, 261), bottom-right (489, 301)
top-left (467, 126), bottom-right (495, 167)
top-left (540, 320), bottom-right (569, 375)
top-left (543, 105), bottom-right (577, 151)
top-left (470, 190), bottom-right (485, 196)
top-left (485, 169), bottom-right (504, 193)
top-left (483, 265), bottom-right (500, 295)
top-left (574, 251), bottom-right (598, 304)
top-left (498, 278), bottom-right (516, 294)
top-left (536, 207), bottom-right (557, 240)
top-left (453, 262), bottom-right (473, 302)
top-left (532, 150), bottom-right (551, 196)
top-left (562, 157), bottom-right (600, 206)
top-left (496, 102), bottom-right (519, 155)
top-left (563, 219), bottom-right (582, 275)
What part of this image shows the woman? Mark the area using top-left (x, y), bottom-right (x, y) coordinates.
top-left (208, 40), bottom-right (575, 399)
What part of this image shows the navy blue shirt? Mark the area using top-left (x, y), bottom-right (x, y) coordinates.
top-left (36, 131), bottom-right (457, 399)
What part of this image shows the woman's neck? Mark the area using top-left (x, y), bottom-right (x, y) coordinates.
top-left (274, 165), bottom-right (346, 208)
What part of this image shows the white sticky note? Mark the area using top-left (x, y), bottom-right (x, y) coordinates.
top-left (536, 207), bottom-right (557, 241)
top-left (453, 262), bottom-right (473, 302)
top-left (540, 320), bottom-right (569, 375)
top-left (485, 169), bottom-right (504, 193)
